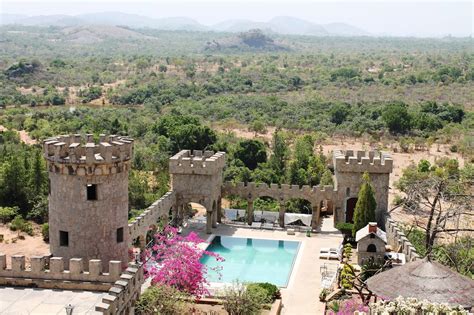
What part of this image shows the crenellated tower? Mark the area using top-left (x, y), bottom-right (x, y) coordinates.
top-left (169, 150), bottom-right (226, 234)
top-left (333, 149), bottom-right (393, 227)
top-left (43, 134), bottom-right (133, 269)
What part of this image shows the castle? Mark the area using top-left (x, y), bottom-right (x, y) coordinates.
top-left (0, 134), bottom-right (397, 314)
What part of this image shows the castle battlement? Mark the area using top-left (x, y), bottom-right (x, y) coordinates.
top-left (0, 253), bottom-right (124, 291)
top-left (169, 149), bottom-right (226, 175)
top-left (43, 134), bottom-right (133, 175)
top-left (128, 191), bottom-right (175, 241)
top-left (222, 181), bottom-right (336, 203)
top-left (95, 263), bottom-right (144, 314)
top-left (333, 149), bottom-right (393, 173)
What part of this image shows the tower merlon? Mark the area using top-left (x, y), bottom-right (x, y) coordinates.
top-left (43, 134), bottom-right (134, 175)
top-left (169, 149), bottom-right (226, 175)
top-left (333, 149), bottom-right (393, 173)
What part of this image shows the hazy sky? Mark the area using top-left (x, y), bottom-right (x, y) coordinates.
top-left (2, 0), bottom-right (473, 37)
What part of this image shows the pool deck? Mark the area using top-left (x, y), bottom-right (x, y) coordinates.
top-left (182, 216), bottom-right (343, 315)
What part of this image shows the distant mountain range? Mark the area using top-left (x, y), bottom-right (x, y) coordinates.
top-left (0, 12), bottom-right (370, 36)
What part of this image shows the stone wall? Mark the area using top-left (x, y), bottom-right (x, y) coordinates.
top-left (222, 181), bottom-right (336, 205)
top-left (385, 217), bottom-right (420, 262)
top-left (95, 264), bottom-right (144, 315)
top-left (128, 191), bottom-right (175, 242)
top-left (0, 254), bottom-right (123, 291)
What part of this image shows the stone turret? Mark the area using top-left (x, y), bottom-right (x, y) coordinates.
top-left (43, 134), bottom-right (133, 270)
top-left (169, 150), bottom-right (226, 234)
top-left (333, 149), bottom-right (393, 227)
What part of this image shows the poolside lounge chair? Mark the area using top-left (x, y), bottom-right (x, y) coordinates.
top-left (251, 222), bottom-right (262, 228)
top-left (262, 222), bottom-right (274, 230)
top-left (319, 248), bottom-right (340, 260)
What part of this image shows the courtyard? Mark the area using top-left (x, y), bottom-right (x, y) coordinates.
top-left (181, 215), bottom-right (343, 314)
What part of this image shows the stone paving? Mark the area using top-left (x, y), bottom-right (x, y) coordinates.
top-left (0, 287), bottom-right (104, 314)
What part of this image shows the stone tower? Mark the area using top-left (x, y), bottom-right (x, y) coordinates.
top-left (169, 150), bottom-right (225, 234)
top-left (43, 134), bottom-right (133, 268)
top-left (333, 149), bottom-right (393, 227)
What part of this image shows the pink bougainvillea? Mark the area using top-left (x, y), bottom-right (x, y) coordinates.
top-left (328, 297), bottom-right (369, 315)
top-left (142, 226), bottom-right (223, 297)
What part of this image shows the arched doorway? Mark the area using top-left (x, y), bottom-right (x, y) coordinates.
top-left (253, 196), bottom-right (279, 225)
top-left (285, 198), bottom-right (313, 228)
top-left (367, 244), bottom-right (377, 252)
top-left (345, 197), bottom-right (358, 223)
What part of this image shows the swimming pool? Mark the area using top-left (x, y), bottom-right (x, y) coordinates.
top-left (201, 236), bottom-right (301, 287)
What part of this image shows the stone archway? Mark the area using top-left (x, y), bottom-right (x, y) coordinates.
top-left (345, 197), bottom-right (358, 223)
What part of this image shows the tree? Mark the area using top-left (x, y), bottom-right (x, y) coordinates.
top-left (330, 103), bottom-right (350, 125)
top-left (144, 226), bottom-right (223, 297)
top-left (233, 139), bottom-right (267, 170)
top-left (397, 164), bottom-right (473, 256)
top-left (382, 102), bottom-right (412, 134)
top-left (268, 131), bottom-right (288, 178)
top-left (352, 172), bottom-right (377, 236)
top-left (29, 150), bottom-right (46, 196)
top-left (320, 169), bottom-right (334, 186)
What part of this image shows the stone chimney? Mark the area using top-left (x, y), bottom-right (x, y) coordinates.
top-left (368, 222), bottom-right (378, 233)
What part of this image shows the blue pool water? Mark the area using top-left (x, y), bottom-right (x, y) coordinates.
top-left (200, 236), bottom-right (300, 287)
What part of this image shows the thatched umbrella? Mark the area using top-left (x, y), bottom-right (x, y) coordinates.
top-left (366, 257), bottom-right (474, 309)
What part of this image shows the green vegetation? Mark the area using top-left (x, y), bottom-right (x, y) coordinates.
top-left (0, 25), bottom-right (472, 237)
top-left (397, 159), bottom-right (473, 277)
top-left (221, 281), bottom-right (267, 315)
top-left (246, 282), bottom-right (280, 303)
top-left (10, 215), bottom-right (34, 236)
top-left (135, 284), bottom-right (190, 315)
top-left (352, 172), bottom-right (377, 237)
top-left (41, 223), bottom-right (49, 242)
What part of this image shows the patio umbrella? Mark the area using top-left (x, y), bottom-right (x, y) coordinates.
top-left (366, 257), bottom-right (474, 309)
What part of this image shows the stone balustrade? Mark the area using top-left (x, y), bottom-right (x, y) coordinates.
top-left (0, 254), bottom-right (123, 291)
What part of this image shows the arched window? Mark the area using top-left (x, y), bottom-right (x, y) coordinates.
top-left (367, 244), bottom-right (377, 252)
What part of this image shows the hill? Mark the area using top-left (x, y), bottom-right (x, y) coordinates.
top-left (1, 12), bottom-right (369, 36)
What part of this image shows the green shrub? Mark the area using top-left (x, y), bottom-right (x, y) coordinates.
top-left (9, 215), bottom-right (34, 236)
top-left (343, 243), bottom-right (353, 260)
top-left (41, 223), bottom-right (49, 242)
top-left (135, 285), bottom-right (190, 315)
top-left (335, 222), bottom-right (353, 233)
top-left (319, 288), bottom-right (330, 301)
top-left (247, 282), bottom-right (280, 303)
top-left (222, 281), bottom-right (266, 315)
top-left (392, 194), bottom-right (404, 206)
top-left (0, 206), bottom-right (19, 223)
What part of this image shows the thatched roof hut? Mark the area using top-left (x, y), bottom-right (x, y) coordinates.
top-left (366, 258), bottom-right (474, 308)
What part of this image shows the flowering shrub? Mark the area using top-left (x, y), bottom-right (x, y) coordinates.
top-left (328, 297), bottom-right (369, 315)
top-left (369, 296), bottom-right (468, 315)
top-left (143, 226), bottom-right (223, 297)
